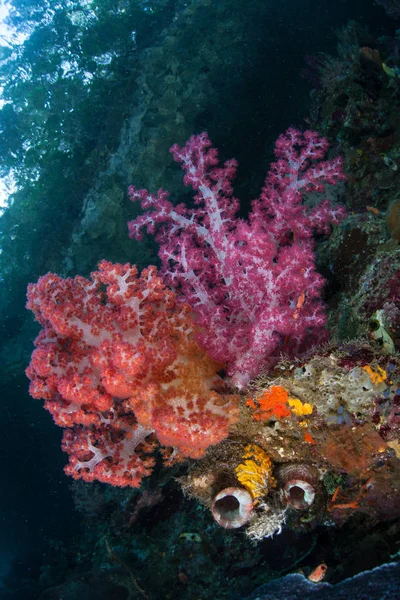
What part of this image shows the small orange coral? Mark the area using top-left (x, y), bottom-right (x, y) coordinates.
top-left (246, 385), bottom-right (291, 421)
top-left (362, 365), bottom-right (387, 385)
top-left (304, 431), bottom-right (316, 444)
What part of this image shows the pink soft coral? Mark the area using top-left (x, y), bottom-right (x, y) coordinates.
top-left (26, 260), bottom-right (238, 486)
top-left (128, 128), bottom-right (346, 388)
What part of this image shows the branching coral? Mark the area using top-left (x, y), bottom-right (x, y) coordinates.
top-left (128, 129), bottom-right (345, 388)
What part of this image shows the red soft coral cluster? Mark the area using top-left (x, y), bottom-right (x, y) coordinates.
top-left (26, 260), bottom-right (238, 486)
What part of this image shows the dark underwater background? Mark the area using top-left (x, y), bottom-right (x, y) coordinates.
top-left (1, 1), bottom-right (400, 598)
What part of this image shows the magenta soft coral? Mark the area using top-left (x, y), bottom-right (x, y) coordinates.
top-left (26, 260), bottom-right (238, 486)
top-left (128, 128), bottom-right (346, 388)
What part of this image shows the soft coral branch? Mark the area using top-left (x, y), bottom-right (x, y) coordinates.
top-left (128, 128), bottom-right (346, 388)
